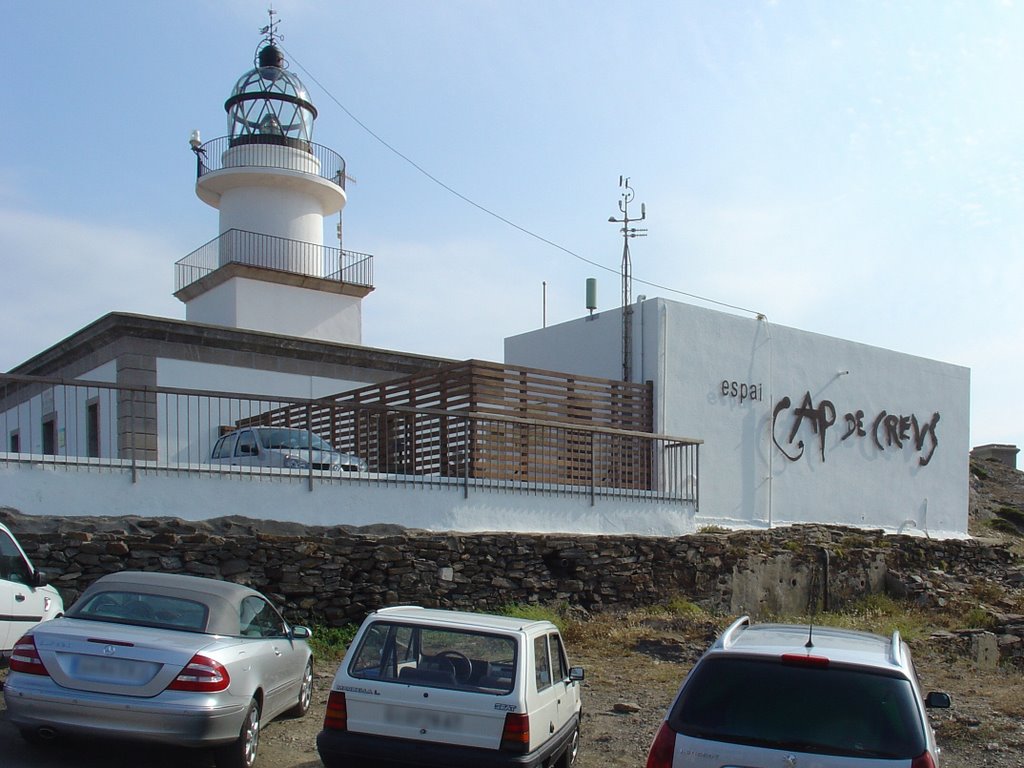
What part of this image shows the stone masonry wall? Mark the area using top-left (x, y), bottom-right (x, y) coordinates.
top-left (6, 512), bottom-right (1020, 639)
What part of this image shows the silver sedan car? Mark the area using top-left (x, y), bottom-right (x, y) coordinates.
top-left (3, 571), bottom-right (313, 768)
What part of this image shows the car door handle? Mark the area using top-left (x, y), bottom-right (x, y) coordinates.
top-left (15, 594), bottom-right (26, 602)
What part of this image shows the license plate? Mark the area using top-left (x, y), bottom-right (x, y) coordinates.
top-left (383, 705), bottom-right (463, 730)
top-left (70, 655), bottom-right (160, 684)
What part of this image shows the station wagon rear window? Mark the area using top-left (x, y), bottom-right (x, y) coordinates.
top-left (349, 621), bottom-right (518, 694)
top-left (669, 656), bottom-right (927, 759)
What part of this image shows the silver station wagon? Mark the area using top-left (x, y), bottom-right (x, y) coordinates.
top-left (646, 617), bottom-right (951, 768)
top-left (318, 605), bottom-right (585, 768)
top-left (210, 426), bottom-right (367, 474)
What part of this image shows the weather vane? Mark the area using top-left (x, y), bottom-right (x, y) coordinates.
top-left (259, 6), bottom-right (282, 45)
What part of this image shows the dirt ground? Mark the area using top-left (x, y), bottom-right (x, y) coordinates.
top-left (2, 614), bottom-right (1022, 768)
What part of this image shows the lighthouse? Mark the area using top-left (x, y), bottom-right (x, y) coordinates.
top-left (175, 25), bottom-right (373, 344)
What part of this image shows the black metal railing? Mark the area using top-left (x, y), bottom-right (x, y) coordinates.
top-left (175, 229), bottom-right (373, 293)
top-left (193, 135), bottom-right (345, 188)
top-left (0, 373), bottom-right (700, 509)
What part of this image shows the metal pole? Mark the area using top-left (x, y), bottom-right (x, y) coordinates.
top-left (608, 177), bottom-right (646, 383)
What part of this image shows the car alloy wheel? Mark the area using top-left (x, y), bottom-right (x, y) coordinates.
top-left (291, 659), bottom-right (314, 716)
top-left (216, 697), bottom-right (260, 768)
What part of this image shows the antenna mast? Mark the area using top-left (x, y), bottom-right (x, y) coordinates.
top-left (608, 176), bottom-right (647, 382)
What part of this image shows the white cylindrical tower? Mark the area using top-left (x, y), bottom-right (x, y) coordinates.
top-left (176, 35), bottom-right (373, 344)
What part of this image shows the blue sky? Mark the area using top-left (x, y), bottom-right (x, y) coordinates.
top-left (4, 1), bottom-right (1022, 452)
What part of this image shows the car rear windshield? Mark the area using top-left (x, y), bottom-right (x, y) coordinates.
top-left (668, 656), bottom-right (927, 759)
top-left (68, 590), bottom-right (209, 633)
top-left (349, 620), bottom-right (518, 694)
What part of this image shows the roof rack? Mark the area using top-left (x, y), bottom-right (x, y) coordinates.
top-left (720, 615), bottom-right (751, 650)
top-left (889, 629), bottom-right (904, 667)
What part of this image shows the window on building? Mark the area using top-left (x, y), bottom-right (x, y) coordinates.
top-left (42, 415), bottom-right (56, 456)
top-left (86, 400), bottom-right (100, 458)
top-left (9, 430), bottom-right (19, 453)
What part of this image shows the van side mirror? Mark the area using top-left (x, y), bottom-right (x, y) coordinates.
top-left (569, 666), bottom-right (585, 682)
top-left (925, 691), bottom-right (951, 709)
top-left (30, 569), bottom-right (51, 588)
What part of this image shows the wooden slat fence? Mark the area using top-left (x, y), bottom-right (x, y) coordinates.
top-left (239, 360), bottom-right (656, 489)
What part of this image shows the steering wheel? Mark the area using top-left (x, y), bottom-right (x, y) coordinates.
top-left (435, 650), bottom-right (473, 682)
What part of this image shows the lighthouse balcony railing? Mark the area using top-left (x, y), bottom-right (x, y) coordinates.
top-left (175, 229), bottom-right (373, 293)
top-left (193, 136), bottom-right (345, 188)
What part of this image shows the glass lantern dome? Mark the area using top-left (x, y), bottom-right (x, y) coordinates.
top-left (225, 44), bottom-right (317, 150)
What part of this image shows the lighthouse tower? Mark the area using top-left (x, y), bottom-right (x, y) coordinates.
top-left (175, 26), bottom-right (373, 343)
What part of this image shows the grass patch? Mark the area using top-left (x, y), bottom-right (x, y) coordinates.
top-left (960, 606), bottom-right (997, 630)
top-left (665, 596), bottom-right (707, 618)
top-left (994, 506), bottom-right (1024, 534)
top-left (309, 623), bottom-right (359, 661)
top-left (986, 518), bottom-right (1021, 536)
top-left (492, 601), bottom-right (588, 643)
top-left (775, 594), bottom-right (935, 642)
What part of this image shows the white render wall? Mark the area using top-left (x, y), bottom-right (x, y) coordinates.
top-left (505, 298), bottom-right (970, 538)
top-left (0, 465), bottom-right (696, 537)
top-left (183, 276), bottom-right (362, 344)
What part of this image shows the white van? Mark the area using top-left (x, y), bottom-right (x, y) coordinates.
top-left (0, 522), bottom-right (64, 660)
top-left (209, 426), bottom-right (367, 473)
top-left (317, 606), bottom-right (584, 768)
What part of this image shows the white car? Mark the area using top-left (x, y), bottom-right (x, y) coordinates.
top-left (317, 605), bottom-right (584, 768)
top-left (0, 522), bottom-right (63, 659)
top-left (646, 616), bottom-right (951, 768)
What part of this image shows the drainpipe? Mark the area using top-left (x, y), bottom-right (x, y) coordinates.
top-left (758, 314), bottom-right (774, 528)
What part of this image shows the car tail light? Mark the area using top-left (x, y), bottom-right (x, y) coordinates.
top-left (166, 654), bottom-right (230, 692)
top-left (911, 751), bottom-right (938, 768)
top-left (9, 635), bottom-right (50, 677)
top-left (323, 691), bottom-right (348, 731)
top-left (499, 712), bottom-right (530, 753)
top-left (645, 721), bottom-right (677, 768)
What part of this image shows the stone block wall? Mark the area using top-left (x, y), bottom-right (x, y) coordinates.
top-left (8, 514), bottom-right (1019, 634)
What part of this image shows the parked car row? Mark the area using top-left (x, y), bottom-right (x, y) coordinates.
top-left (3, 536), bottom-right (951, 768)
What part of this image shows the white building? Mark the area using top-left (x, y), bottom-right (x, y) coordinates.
top-left (0, 26), bottom-right (970, 538)
top-left (506, 298), bottom-right (969, 538)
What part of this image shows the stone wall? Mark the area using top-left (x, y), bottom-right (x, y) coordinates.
top-left (7, 512), bottom-right (1020, 634)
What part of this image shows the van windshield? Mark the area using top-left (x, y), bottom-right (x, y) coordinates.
top-left (349, 620), bottom-right (518, 694)
top-left (256, 428), bottom-right (334, 452)
top-left (669, 656), bottom-right (927, 759)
